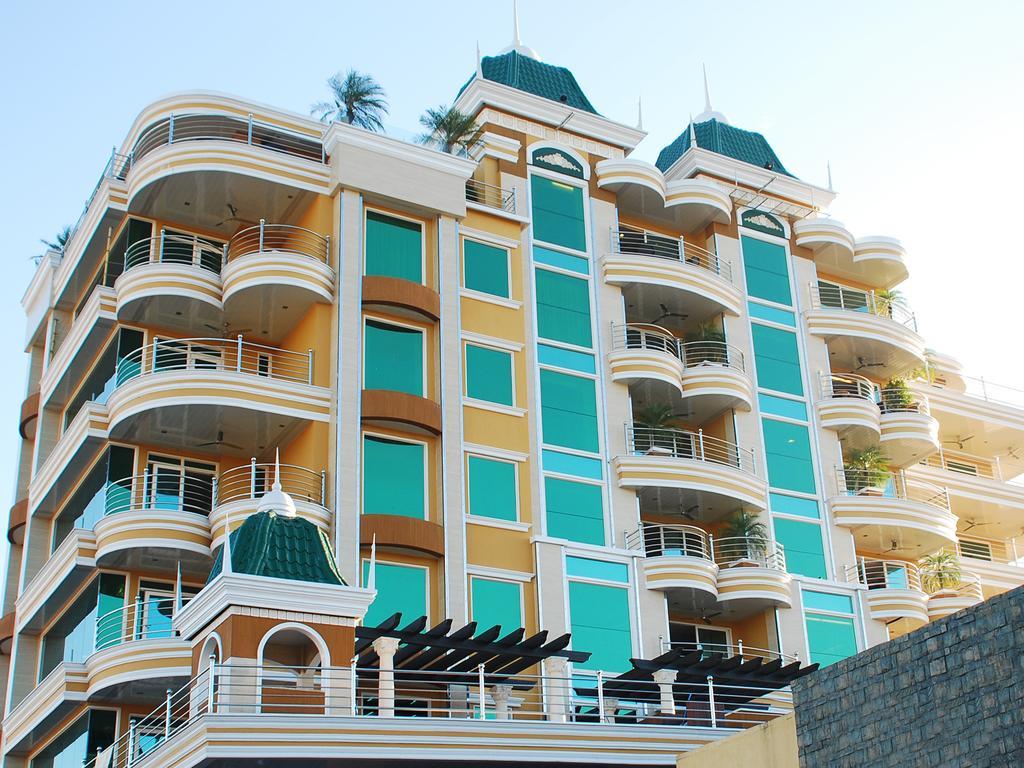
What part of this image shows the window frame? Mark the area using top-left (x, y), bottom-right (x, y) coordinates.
top-left (562, 549), bottom-right (636, 673)
top-left (527, 166), bottom-right (591, 256)
top-left (360, 557), bottom-right (431, 625)
top-left (468, 575), bottom-right (525, 632)
top-left (465, 452), bottom-right (520, 523)
top-left (361, 431), bottom-right (429, 520)
top-left (361, 314), bottom-right (428, 397)
top-left (461, 236), bottom-right (513, 301)
top-left (363, 207), bottom-right (427, 286)
top-left (463, 340), bottom-right (516, 408)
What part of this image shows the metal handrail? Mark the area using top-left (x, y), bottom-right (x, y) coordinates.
top-left (679, 340), bottom-right (745, 372)
top-left (626, 425), bottom-right (756, 474)
top-left (122, 231), bottom-right (223, 274)
top-left (610, 325), bottom-right (745, 372)
top-left (131, 113), bottom-right (325, 166)
top-left (660, 641), bottom-right (799, 665)
top-left (226, 220), bottom-right (331, 265)
top-left (712, 536), bottom-right (786, 571)
top-left (836, 467), bottom-right (951, 511)
top-left (820, 372), bottom-right (875, 400)
top-left (466, 179), bottom-right (516, 214)
top-left (921, 450), bottom-right (1000, 480)
top-left (94, 596), bottom-right (187, 652)
top-left (878, 387), bottom-right (929, 415)
top-left (844, 558), bottom-right (922, 591)
top-left (610, 228), bottom-right (732, 282)
top-left (928, 374), bottom-right (1024, 411)
top-left (809, 283), bottom-right (917, 331)
top-left (115, 336), bottom-right (314, 386)
top-left (102, 473), bottom-right (215, 518)
top-left (217, 460), bottom-right (326, 507)
top-left (62, 149), bottom-right (133, 260)
top-left (924, 572), bottom-right (983, 600)
top-left (625, 522), bottom-right (712, 560)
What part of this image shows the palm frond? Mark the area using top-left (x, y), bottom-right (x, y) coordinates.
top-left (311, 69), bottom-right (388, 131)
top-left (419, 105), bottom-right (478, 154)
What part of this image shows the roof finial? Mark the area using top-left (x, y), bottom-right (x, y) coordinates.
top-left (476, 41), bottom-right (483, 78)
top-left (827, 161), bottom-right (834, 192)
top-left (695, 64), bottom-right (728, 124)
top-left (273, 447), bottom-right (282, 491)
top-left (636, 97), bottom-right (644, 130)
top-left (367, 534), bottom-right (377, 591)
top-left (499, 0), bottom-right (540, 60)
top-left (257, 448), bottom-right (297, 517)
top-left (703, 64), bottom-right (713, 113)
top-left (222, 509), bottom-right (233, 575)
top-left (689, 114), bottom-right (698, 148)
top-left (173, 561), bottom-right (182, 616)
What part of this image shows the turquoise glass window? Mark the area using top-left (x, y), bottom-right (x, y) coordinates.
top-left (364, 320), bottom-right (424, 396)
top-left (565, 556), bottom-right (629, 583)
top-left (365, 211), bottom-right (423, 283)
top-left (362, 561), bottom-right (427, 626)
top-left (535, 269), bottom-right (592, 347)
top-left (465, 344), bottom-right (514, 406)
top-left (539, 370), bottom-right (598, 452)
top-left (29, 709), bottom-right (116, 768)
top-left (542, 449), bottom-right (603, 480)
top-left (803, 591), bottom-right (854, 614)
top-left (470, 578), bottom-right (522, 632)
top-left (363, 436), bottom-right (425, 519)
top-left (568, 582), bottom-right (632, 671)
top-left (545, 478), bottom-right (604, 545)
top-left (747, 301), bottom-right (796, 327)
top-left (537, 343), bottom-right (595, 374)
top-left (762, 419), bottom-right (817, 494)
top-left (742, 236), bottom-right (791, 305)
top-left (773, 517), bottom-right (827, 579)
top-left (534, 245), bottom-right (589, 275)
top-left (770, 493), bottom-right (820, 519)
top-left (467, 456), bottom-right (517, 521)
top-left (752, 324), bottom-right (804, 396)
top-left (758, 393), bottom-right (807, 420)
top-left (531, 176), bottom-right (586, 251)
top-left (463, 240), bottom-right (509, 298)
top-left (805, 613), bottom-right (858, 667)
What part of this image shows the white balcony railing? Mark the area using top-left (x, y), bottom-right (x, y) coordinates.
top-left (625, 425), bottom-right (756, 474)
top-left (625, 522), bottom-right (712, 559)
top-left (122, 231), bottom-right (224, 274)
top-left (809, 283), bottom-right (917, 331)
top-left (216, 460), bottom-right (326, 507)
top-left (226, 221), bottom-right (331, 265)
top-left (844, 558), bottom-right (922, 591)
top-left (712, 536), bottom-right (787, 571)
top-left (878, 387), bottom-right (929, 415)
top-left (660, 641), bottom-right (799, 665)
top-left (94, 597), bottom-right (187, 653)
top-left (465, 179), bottom-right (516, 213)
top-left (611, 324), bottom-right (745, 372)
top-left (835, 468), bottom-right (951, 511)
top-left (103, 472), bottom-right (215, 518)
top-left (610, 229), bottom-right (732, 282)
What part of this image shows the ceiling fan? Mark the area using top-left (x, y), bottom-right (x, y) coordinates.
top-left (961, 519), bottom-right (996, 532)
top-left (214, 203), bottom-right (255, 228)
top-left (882, 538), bottom-right (901, 553)
top-left (647, 303), bottom-right (688, 325)
top-left (855, 357), bottom-right (885, 371)
top-left (699, 609), bottom-right (723, 625)
top-left (678, 503), bottom-right (700, 521)
top-left (203, 321), bottom-right (254, 338)
top-left (943, 435), bottom-right (974, 450)
top-left (196, 431), bottom-right (243, 451)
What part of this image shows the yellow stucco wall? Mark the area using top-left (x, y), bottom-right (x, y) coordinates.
top-left (676, 714), bottom-right (798, 768)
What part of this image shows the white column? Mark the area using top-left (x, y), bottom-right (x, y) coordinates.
top-left (602, 696), bottom-right (620, 724)
top-left (542, 656), bottom-right (570, 723)
top-left (373, 637), bottom-right (401, 717)
top-left (653, 668), bottom-right (677, 715)
top-left (491, 684), bottom-right (514, 720)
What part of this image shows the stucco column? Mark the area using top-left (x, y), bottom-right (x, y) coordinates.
top-left (491, 683), bottom-right (514, 720)
top-left (653, 668), bottom-right (678, 715)
top-left (542, 656), bottom-right (570, 723)
top-left (373, 637), bottom-right (401, 717)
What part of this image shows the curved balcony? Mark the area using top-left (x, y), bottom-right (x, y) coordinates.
top-left (361, 389), bottom-right (442, 436)
top-left (0, 611), bottom-right (14, 655)
top-left (627, 523), bottom-right (718, 608)
top-left (794, 220), bottom-right (907, 289)
top-left (878, 388), bottom-right (940, 467)
top-left (210, 461), bottom-right (330, 548)
top-left (610, 325), bottom-right (753, 422)
top-left (88, 597), bottom-right (191, 701)
top-left (19, 390), bottom-right (40, 439)
top-left (712, 537), bottom-right (792, 612)
top-left (8, 497), bottom-right (27, 545)
top-left (806, 283), bottom-right (925, 378)
top-left (602, 229), bottom-right (742, 319)
top-left (93, 473), bottom-right (214, 575)
top-left (817, 373), bottom-right (880, 449)
top-left (115, 232), bottom-right (223, 333)
top-left (108, 337), bottom-right (330, 455)
top-left (595, 159), bottom-right (732, 230)
top-left (844, 559), bottom-right (928, 628)
top-left (830, 468), bottom-right (957, 558)
top-left (614, 426), bottom-right (767, 517)
top-left (222, 222), bottom-right (334, 341)
top-left (123, 110), bottom-right (330, 229)
top-left (926, 575), bottom-right (984, 620)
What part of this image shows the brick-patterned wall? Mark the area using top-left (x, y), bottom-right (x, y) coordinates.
top-left (792, 585), bottom-right (1024, 767)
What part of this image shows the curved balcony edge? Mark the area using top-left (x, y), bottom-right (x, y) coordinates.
top-left (361, 276), bottom-right (440, 322)
top-left (361, 389), bottom-right (442, 435)
top-left (359, 514), bottom-right (445, 558)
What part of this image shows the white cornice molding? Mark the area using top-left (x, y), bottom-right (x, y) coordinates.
top-left (666, 147), bottom-right (836, 210)
top-left (469, 130), bottom-right (522, 164)
top-left (324, 121), bottom-right (477, 180)
top-left (174, 572), bottom-right (376, 640)
top-left (454, 77), bottom-right (646, 153)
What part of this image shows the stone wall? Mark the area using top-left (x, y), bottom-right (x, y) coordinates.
top-left (792, 585), bottom-right (1024, 767)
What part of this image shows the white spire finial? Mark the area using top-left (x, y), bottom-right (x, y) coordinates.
top-left (173, 561), bottom-right (182, 616)
top-left (367, 534), bottom-right (377, 591)
top-left (636, 97), bottom-right (643, 130)
top-left (695, 65), bottom-right (728, 124)
top-left (476, 41), bottom-right (483, 78)
top-left (689, 114), bottom-right (698, 148)
top-left (499, 0), bottom-right (540, 59)
top-left (222, 511), bottom-right (233, 575)
top-left (257, 448), bottom-right (297, 517)
top-left (703, 64), bottom-right (712, 113)
top-left (827, 161), bottom-right (834, 192)
top-left (273, 448), bottom-right (282, 491)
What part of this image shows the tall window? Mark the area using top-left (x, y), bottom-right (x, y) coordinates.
top-left (466, 455), bottom-right (517, 521)
top-left (142, 454), bottom-right (216, 517)
top-left (742, 235), bottom-right (791, 305)
top-left (535, 268), bottom-right (592, 347)
top-left (40, 573), bottom-right (125, 678)
top-left (28, 709), bottom-right (116, 768)
top-left (464, 344), bottom-right (514, 406)
top-left (539, 370), bottom-right (599, 453)
top-left (362, 560), bottom-right (427, 626)
top-left (762, 419), bottom-right (816, 494)
top-left (803, 591), bottom-right (858, 667)
top-left (363, 319), bottom-right (425, 396)
top-left (530, 176), bottom-right (586, 252)
top-left (365, 211), bottom-right (423, 283)
top-left (545, 477), bottom-right (604, 545)
top-left (566, 556), bottom-right (632, 672)
top-left (470, 577), bottom-right (523, 633)
top-left (52, 445), bottom-right (135, 549)
top-left (362, 435), bottom-right (426, 519)
top-left (773, 517), bottom-right (827, 579)
top-left (463, 239), bottom-right (510, 298)
top-left (751, 324), bottom-right (803, 396)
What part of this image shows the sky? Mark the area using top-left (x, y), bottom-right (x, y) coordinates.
top-left (1, 0), bottom-right (1023, 527)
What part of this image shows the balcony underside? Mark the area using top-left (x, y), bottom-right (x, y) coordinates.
top-left (94, 509), bottom-right (212, 577)
top-left (618, 456), bottom-right (767, 518)
top-left (806, 310), bottom-right (925, 379)
top-left (817, 398), bottom-right (880, 450)
top-left (628, 369), bottom-right (753, 424)
top-left (86, 639), bottom-right (192, 702)
top-left (605, 259), bottom-right (742, 320)
top-left (878, 412), bottom-right (940, 467)
top-left (830, 495), bottom-right (957, 558)
top-left (115, 263), bottom-right (223, 333)
top-left (863, 588), bottom-right (929, 627)
top-left (912, 466), bottom-right (1024, 539)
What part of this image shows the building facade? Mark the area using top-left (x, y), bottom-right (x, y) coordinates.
top-left (2, 30), bottom-right (1023, 768)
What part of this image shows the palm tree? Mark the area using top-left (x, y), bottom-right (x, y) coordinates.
top-left (311, 70), bottom-right (388, 131)
top-left (720, 510), bottom-right (770, 559)
top-left (40, 225), bottom-right (72, 253)
top-left (920, 549), bottom-right (962, 594)
top-left (419, 105), bottom-right (478, 155)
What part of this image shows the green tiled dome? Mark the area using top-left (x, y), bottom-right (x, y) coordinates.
top-left (208, 510), bottom-right (345, 586)
top-left (460, 50), bottom-right (598, 114)
top-left (656, 119), bottom-right (793, 177)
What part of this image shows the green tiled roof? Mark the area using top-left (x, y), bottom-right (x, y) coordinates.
top-left (208, 510), bottom-right (346, 586)
top-left (655, 119), bottom-right (794, 177)
top-left (460, 51), bottom-right (598, 114)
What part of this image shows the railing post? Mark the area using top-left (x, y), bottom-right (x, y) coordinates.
top-left (159, 228), bottom-right (166, 264)
top-left (324, 235), bottom-right (331, 265)
top-left (258, 218), bottom-right (265, 252)
top-left (510, 186), bottom-right (517, 214)
top-left (168, 113), bottom-right (175, 144)
top-left (350, 657), bottom-right (358, 714)
top-left (307, 349), bottom-right (314, 384)
top-left (477, 664), bottom-right (486, 720)
top-left (128, 720), bottom-right (137, 766)
top-left (860, 555), bottom-right (867, 586)
top-left (320, 470), bottom-right (327, 505)
top-left (250, 457), bottom-right (257, 497)
top-left (678, 235), bottom-right (685, 260)
top-left (697, 429), bottom-right (705, 461)
top-left (708, 533), bottom-right (715, 562)
top-left (211, 475), bottom-right (219, 508)
top-left (151, 338), bottom-right (159, 375)
top-left (165, 688), bottom-right (173, 739)
top-left (207, 654), bottom-right (217, 713)
top-left (707, 675), bottom-right (717, 728)
top-left (737, 639), bottom-right (744, 661)
top-left (247, 113), bottom-right (254, 145)
top-left (596, 670), bottom-right (605, 723)
top-left (135, 593), bottom-right (144, 641)
top-left (236, 334), bottom-right (244, 373)
top-left (221, 243), bottom-right (228, 268)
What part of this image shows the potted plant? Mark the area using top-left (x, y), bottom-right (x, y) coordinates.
top-left (874, 288), bottom-right (904, 319)
top-left (881, 378), bottom-right (915, 412)
top-left (844, 447), bottom-right (891, 494)
top-left (718, 510), bottom-right (769, 566)
top-left (632, 404), bottom-right (683, 456)
top-left (920, 549), bottom-right (962, 596)
top-left (684, 321), bottom-right (727, 367)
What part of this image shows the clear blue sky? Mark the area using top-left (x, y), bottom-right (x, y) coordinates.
top-left (2, 1), bottom-right (1022, 524)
